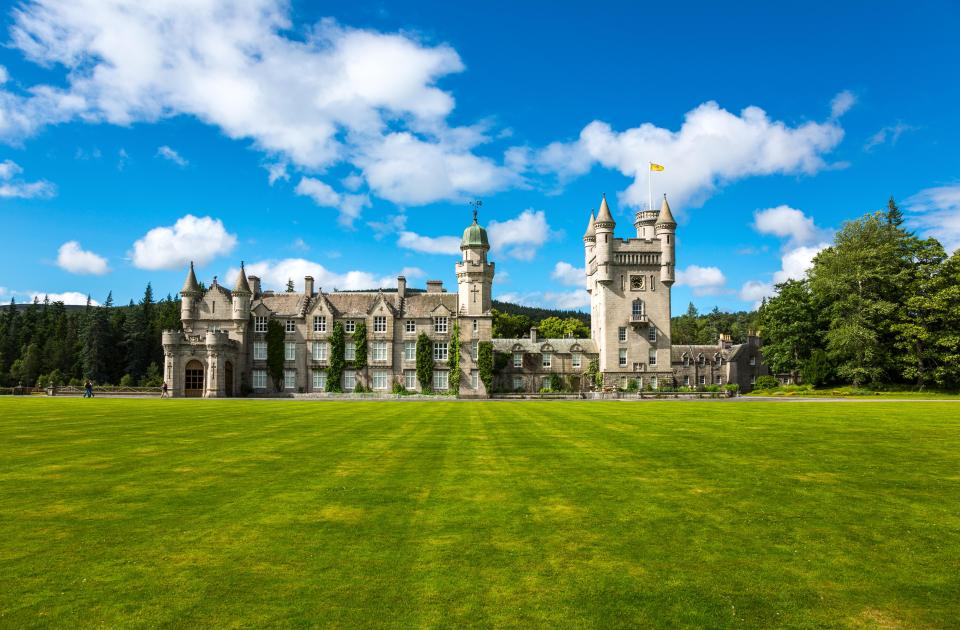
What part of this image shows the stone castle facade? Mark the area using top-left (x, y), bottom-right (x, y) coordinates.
top-left (162, 196), bottom-right (768, 397)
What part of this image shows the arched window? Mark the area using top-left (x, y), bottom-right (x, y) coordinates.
top-left (632, 299), bottom-right (644, 319)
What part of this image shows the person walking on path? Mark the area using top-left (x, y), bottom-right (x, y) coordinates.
top-left (83, 381), bottom-right (93, 398)
top-left (161, 382), bottom-right (169, 398)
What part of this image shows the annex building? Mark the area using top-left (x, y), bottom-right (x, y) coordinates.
top-left (162, 195), bottom-right (768, 397)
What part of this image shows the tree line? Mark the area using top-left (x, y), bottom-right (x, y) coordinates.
top-left (0, 285), bottom-right (181, 388)
top-left (760, 198), bottom-right (960, 390)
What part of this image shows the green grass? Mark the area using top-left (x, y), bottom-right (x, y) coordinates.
top-left (748, 384), bottom-right (960, 399)
top-left (1, 399), bottom-right (959, 628)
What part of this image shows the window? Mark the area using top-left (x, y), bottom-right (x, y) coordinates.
top-left (344, 320), bottom-right (356, 333)
top-left (372, 370), bottom-right (388, 390)
top-left (284, 369), bottom-right (296, 390)
top-left (313, 370), bottom-right (327, 391)
top-left (312, 341), bottom-right (328, 362)
top-left (285, 319), bottom-right (296, 333)
top-left (648, 325), bottom-right (657, 342)
top-left (403, 341), bottom-right (416, 362)
top-left (404, 370), bottom-right (417, 390)
top-left (434, 317), bottom-right (448, 333)
top-left (374, 316), bottom-right (387, 333)
top-left (750, 355), bottom-right (756, 366)
top-left (433, 370), bottom-right (448, 391)
top-left (619, 349), bottom-right (627, 367)
top-left (649, 349), bottom-right (657, 366)
top-left (253, 369), bottom-right (267, 389)
top-left (470, 341), bottom-right (479, 361)
top-left (313, 315), bottom-right (326, 333)
top-left (716, 375), bottom-right (723, 385)
top-left (343, 370), bottom-right (356, 390)
top-left (572, 353), bottom-right (582, 369)
top-left (372, 340), bottom-right (387, 362)
top-left (470, 370), bottom-right (479, 389)
top-left (512, 376), bottom-right (524, 390)
top-left (513, 352), bottom-right (522, 368)
top-left (405, 320), bottom-right (416, 334)
top-left (472, 319), bottom-right (478, 333)
top-left (345, 344), bottom-right (356, 361)
top-left (285, 342), bottom-right (296, 361)
top-left (650, 376), bottom-right (658, 389)
top-left (683, 375), bottom-right (690, 386)
top-left (698, 354), bottom-right (705, 367)
top-left (618, 327), bottom-right (627, 342)
top-left (683, 355), bottom-right (690, 367)
top-left (542, 353), bottom-right (552, 368)
top-left (750, 375), bottom-right (756, 385)
top-left (253, 341), bottom-right (267, 361)
top-left (254, 316), bottom-right (267, 333)
top-left (433, 342), bottom-right (448, 361)
top-left (632, 299), bottom-right (644, 318)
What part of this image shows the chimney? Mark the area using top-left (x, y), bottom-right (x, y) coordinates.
top-left (304, 276), bottom-right (314, 296)
top-left (426, 280), bottom-right (443, 293)
top-left (397, 275), bottom-right (406, 299)
top-left (530, 327), bottom-right (538, 343)
top-left (248, 276), bottom-right (261, 298)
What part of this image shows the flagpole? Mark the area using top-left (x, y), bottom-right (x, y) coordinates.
top-left (648, 162), bottom-right (653, 211)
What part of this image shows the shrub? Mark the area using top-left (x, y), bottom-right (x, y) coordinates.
top-left (756, 375), bottom-right (780, 390)
top-left (119, 373), bottom-right (135, 387)
top-left (266, 318), bottom-right (285, 392)
top-left (549, 373), bottom-right (564, 392)
top-left (392, 381), bottom-right (407, 395)
top-left (802, 349), bottom-right (833, 387)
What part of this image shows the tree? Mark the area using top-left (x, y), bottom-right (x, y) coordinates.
top-left (447, 321), bottom-right (461, 394)
top-left (82, 292), bottom-right (113, 383)
top-left (286, 278), bottom-right (295, 292)
top-left (265, 318), bottom-right (285, 392)
top-left (536, 316), bottom-right (590, 339)
top-left (802, 349), bottom-right (833, 388)
top-left (416, 332), bottom-right (433, 393)
top-left (759, 279), bottom-right (821, 376)
top-left (885, 196), bottom-right (904, 227)
top-left (327, 322), bottom-right (345, 392)
top-left (891, 238), bottom-right (947, 387)
top-left (491, 309), bottom-right (532, 339)
top-left (477, 341), bottom-right (493, 393)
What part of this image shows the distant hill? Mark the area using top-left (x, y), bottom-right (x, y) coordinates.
top-left (491, 300), bottom-right (590, 325)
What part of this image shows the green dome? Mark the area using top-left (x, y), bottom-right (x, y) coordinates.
top-left (461, 219), bottom-right (489, 249)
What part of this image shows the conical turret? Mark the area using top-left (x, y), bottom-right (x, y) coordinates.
top-left (655, 194), bottom-right (676, 286)
top-left (181, 261), bottom-right (201, 296)
top-left (583, 211), bottom-right (596, 241)
top-left (595, 194), bottom-right (615, 227)
top-left (656, 194), bottom-right (676, 227)
top-left (232, 262), bottom-right (251, 295)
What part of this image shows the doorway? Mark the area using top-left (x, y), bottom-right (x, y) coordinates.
top-left (184, 360), bottom-right (204, 397)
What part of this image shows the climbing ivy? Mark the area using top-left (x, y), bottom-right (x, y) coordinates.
top-left (478, 341), bottom-right (493, 392)
top-left (447, 321), bottom-right (461, 395)
top-left (265, 318), bottom-right (285, 392)
top-left (327, 321), bottom-right (345, 392)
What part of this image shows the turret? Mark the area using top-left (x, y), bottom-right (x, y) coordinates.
top-left (655, 194), bottom-right (677, 285)
top-left (456, 208), bottom-right (495, 316)
top-left (593, 194), bottom-right (615, 283)
top-left (180, 261), bottom-right (201, 324)
top-left (232, 262), bottom-right (252, 321)
top-left (583, 211), bottom-right (596, 291)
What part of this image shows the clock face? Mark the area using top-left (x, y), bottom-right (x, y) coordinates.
top-left (630, 275), bottom-right (645, 290)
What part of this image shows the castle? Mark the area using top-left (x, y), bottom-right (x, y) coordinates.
top-left (162, 196), bottom-right (767, 397)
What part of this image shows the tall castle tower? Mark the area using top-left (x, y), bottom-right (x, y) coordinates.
top-left (585, 194), bottom-right (676, 386)
top-left (456, 209), bottom-right (495, 315)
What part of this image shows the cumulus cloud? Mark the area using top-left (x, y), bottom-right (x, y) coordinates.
top-left (0, 1), bottom-right (515, 219)
top-left (226, 258), bottom-right (418, 292)
top-left (397, 231), bottom-right (461, 255)
top-left (131, 214), bottom-right (237, 270)
top-left (676, 264), bottom-right (727, 296)
top-left (57, 241), bottom-right (109, 275)
top-left (527, 97), bottom-right (846, 211)
top-left (551, 261), bottom-right (584, 287)
top-left (0, 159), bottom-right (56, 198)
top-left (487, 209), bottom-right (552, 260)
top-left (295, 176), bottom-right (371, 227)
top-left (905, 184), bottom-right (960, 252)
top-left (156, 145), bottom-right (188, 167)
top-left (753, 205), bottom-right (827, 246)
top-left (30, 291), bottom-right (95, 305)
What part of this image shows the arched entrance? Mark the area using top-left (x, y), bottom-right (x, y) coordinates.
top-left (184, 360), bottom-right (204, 398)
top-left (224, 361), bottom-right (234, 398)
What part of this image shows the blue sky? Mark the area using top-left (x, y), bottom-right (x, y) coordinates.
top-left (1, 0), bottom-right (958, 313)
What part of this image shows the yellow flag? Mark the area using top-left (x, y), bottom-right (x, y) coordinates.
top-left (650, 163), bottom-right (665, 171)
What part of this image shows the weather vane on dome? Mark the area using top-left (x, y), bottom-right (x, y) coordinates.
top-left (470, 199), bottom-right (482, 222)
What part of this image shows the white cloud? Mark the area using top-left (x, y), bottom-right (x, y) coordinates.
top-left (30, 291), bottom-right (95, 305)
top-left (290, 238), bottom-right (309, 251)
top-left (495, 289), bottom-right (589, 311)
top-left (675, 264), bottom-right (726, 296)
top-left (156, 145), bottom-right (188, 167)
top-left (738, 280), bottom-right (774, 306)
top-left (131, 214), bottom-right (237, 270)
top-left (487, 209), bottom-right (552, 260)
top-left (265, 162), bottom-right (288, 185)
top-left (56, 241), bottom-right (109, 275)
top-left (397, 231), bottom-right (461, 255)
top-left (295, 176), bottom-right (371, 227)
top-left (227, 258), bottom-right (413, 292)
top-left (753, 205), bottom-right (826, 246)
top-left (737, 243), bottom-right (829, 307)
top-left (0, 2), bottom-right (515, 217)
top-left (905, 184), bottom-right (960, 252)
top-left (864, 122), bottom-right (914, 151)
top-left (830, 90), bottom-right (856, 119)
top-left (0, 159), bottom-right (56, 198)
top-left (528, 97), bottom-right (845, 211)
top-left (551, 261), bottom-right (584, 287)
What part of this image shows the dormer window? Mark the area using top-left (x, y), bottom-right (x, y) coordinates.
top-left (254, 316), bottom-right (267, 333)
top-left (285, 320), bottom-right (296, 333)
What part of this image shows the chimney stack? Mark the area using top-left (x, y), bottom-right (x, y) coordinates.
top-left (304, 276), bottom-right (314, 296)
top-left (248, 276), bottom-right (261, 298)
top-left (426, 280), bottom-right (444, 293)
top-left (397, 275), bottom-right (406, 300)
top-left (530, 327), bottom-right (538, 343)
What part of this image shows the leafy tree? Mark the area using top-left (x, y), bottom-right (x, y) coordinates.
top-left (82, 292), bottom-right (113, 383)
top-left (265, 318), bottom-right (285, 392)
top-left (491, 308), bottom-right (532, 339)
top-left (536, 316), bottom-right (590, 339)
top-left (586, 358), bottom-right (601, 390)
top-left (802, 349), bottom-right (833, 388)
top-left (759, 279), bottom-right (821, 376)
top-left (142, 362), bottom-right (164, 387)
top-left (416, 332), bottom-right (433, 393)
top-left (327, 321), bottom-right (345, 392)
top-left (477, 341), bottom-right (493, 392)
top-left (448, 321), bottom-right (461, 394)
top-left (891, 238), bottom-right (947, 387)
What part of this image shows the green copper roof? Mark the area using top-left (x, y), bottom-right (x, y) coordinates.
top-left (461, 218), bottom-right (490, 249)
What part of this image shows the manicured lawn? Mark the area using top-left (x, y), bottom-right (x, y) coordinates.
top-left (1, 399), bottom-right (958, 628)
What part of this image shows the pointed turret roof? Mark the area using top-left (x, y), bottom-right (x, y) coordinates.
top-left (181, 262), bottom-right (201, 295)
top-left (656, 194), bottom-right (676, 226)
top-left (595, 194), bottom-right (615, 226)
top-left (583, 211), bottom-right (596, 240)
top-left (233, 262), bottom-right (251, 295)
